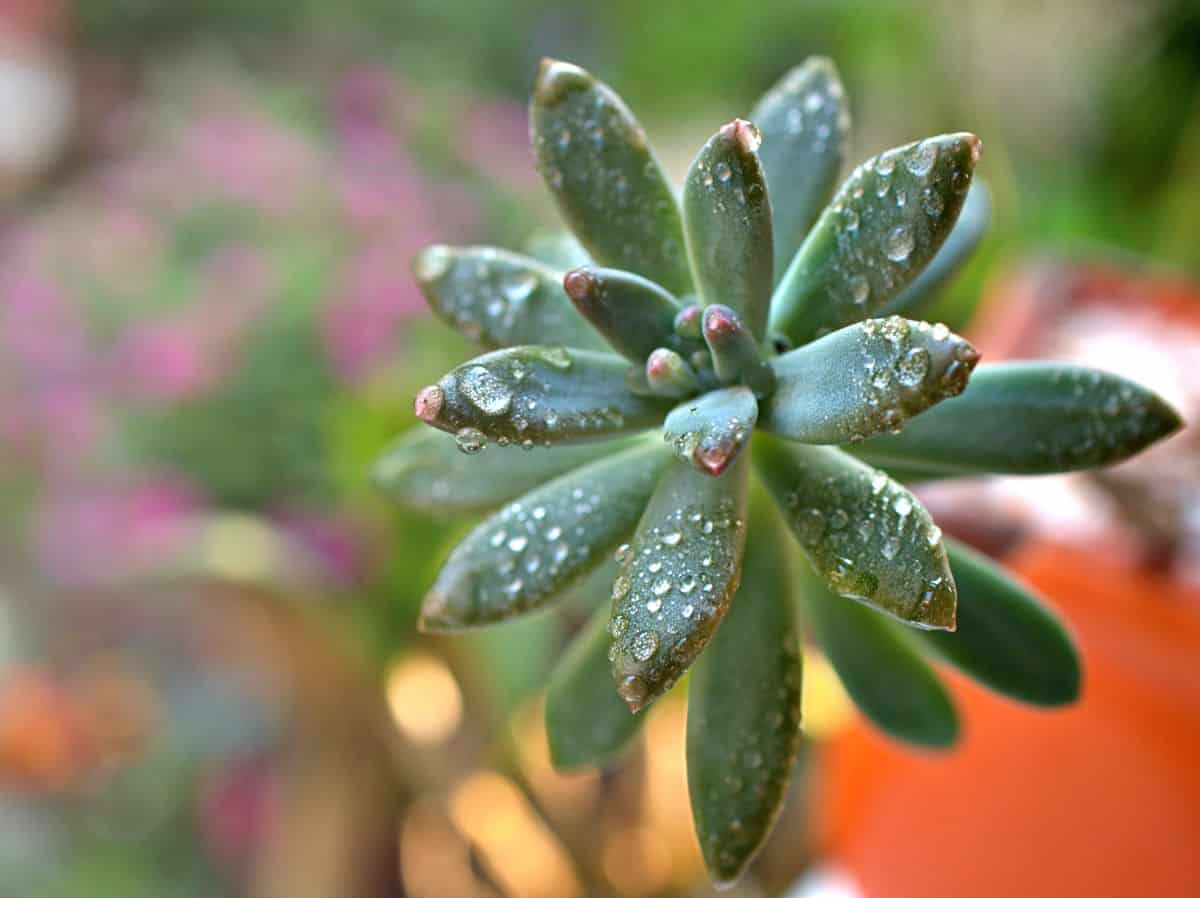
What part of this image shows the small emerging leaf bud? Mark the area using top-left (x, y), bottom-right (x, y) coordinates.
top-left (702, 305), bottom-right (776, 397)
top-left (534, 57), bottom-right (593, 107)
top-left (414, 385), bottom-right (444, 424)
top-left (646, 348), bottom-right (700, 398)
top-left (674, 304), bottom-right (703, 339)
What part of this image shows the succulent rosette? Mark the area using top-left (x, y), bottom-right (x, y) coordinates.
top-left (375, 57), bottom-right (1182, 884)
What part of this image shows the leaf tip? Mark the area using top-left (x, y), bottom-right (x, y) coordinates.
top-left (720, 117), bottom-right (762, 155)
top-left (562, 266), bottom-right (598, 306)
top-left (616, 673), bottom-right (650, 714)
top-left (413, 384), bottom-right (445, 424)
top-left (534, 58), bottom-right (591, 106)
top-left (412, 244), bottom-right (452, 284)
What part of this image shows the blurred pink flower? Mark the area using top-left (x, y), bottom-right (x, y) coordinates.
top-left (460, 97), bottom-right (539, 188)
top-left (199, 760), bottom-right (275, 869)
top-left (273, 506), bottom-right (369, 584)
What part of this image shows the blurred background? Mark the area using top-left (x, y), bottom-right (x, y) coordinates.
top-left (0, 1), bottom-right (1198, 896)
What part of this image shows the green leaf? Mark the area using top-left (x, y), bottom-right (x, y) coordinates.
top-left (531, 59), bottom-right (692, 296)
top-left (420, 442), bottom-right (671, 630)
top-left (751, 57), bottom-right (849, 286)
top-left (562, 265), bottom-right (686, 362)
top-left (545, 569), bottom-right (647, 770)
top-left (797, 562), bottom-right (958, 748)
top-left (916, 540), bottom-right (1080, 706)
top-left (412, 245), bottom-right (606, 351)
top-left (880, 180), bottom-right (991, 318)
top-left (373, 427), bottom-right (638, 514)
top-left (755, 436), bottom-right (956, 631)
top-left (850, 362), bottom-right (1184, 476)
top-left (663, 386), bottom-right (757, 476)
top-left (683, 119), bottom-right (774, 336)
top-left (701, 305), bottom-right (776, 397)
top-left (759, 316), bottom-right (978, 444)
top-left (609, 455), bottom-right (750, 712)
top-left (768, 133), bottom-right (982, 345)
top-left (687, 496), bottom-right (802, 886)
top-left (646, 348), bottom-right (702, 399)
top-left (414, 346), bottom-right (673, 448)
top-left (522, 228), bottom-right (590, 271)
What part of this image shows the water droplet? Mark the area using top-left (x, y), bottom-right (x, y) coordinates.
top-left (715, 161), bottom-right (733, 183)
top-left (615, 543), bottom-right (632, 563)
top-left (652, 578), bottom-right (672, 596)
top-left (848, 273), bottom-right (869, 305)
top-left (508, 535), bottom-right (528, 552)
top-left (786, 107), bottom-right (803, 133)
top-left (460, 366), bottom-right (512, 415)
top-left (884, 226), bottom-right (914, 263)
top-left (631, 630), bottom-right (659, 662)
top-left (682, 604), bottom-right (694, 618)
top-left (546, 526), bottom-right (562, 541)
top-left (925, 524), bottom-right (943, 547)
top-left (502, 271), bottom-right (537, 302)
top-left (875, 153), bottom-right (896, 176)
top-left (618, 675), bottom-right (648, 707)
top-left (922, 188), bottom-right (944, 218)
top-left (931, 322), bottom-right (950, 341)
top-left (646, 597), bottom-right (662, 613)
top-left (797, 508), bottom-right (825, 546)
top-left (454, 427), bottom-right (487, 454)
top-left (804, 91), bottom-right (824, 112)
top-left (829, 508), bottom-right (849, 529)
top-left (896, 347), bottom-right (931, 387)
top-left (662, 531), bottom-right (683, 546)
top-left (881, 537), bottom-right (900, 560)
top-left (490, 530), bottom-right (506, 548)
top-left (612, 576), bottom-right (631, 600)
top-left (906, 139), bottom-right (938, 177)
top-left (893, 495), bottom-right (913, 516)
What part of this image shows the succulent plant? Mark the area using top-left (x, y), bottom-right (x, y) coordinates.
top-left (375, 57), bottom-right (1183, 885)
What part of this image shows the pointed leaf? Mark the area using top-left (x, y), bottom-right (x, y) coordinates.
top-left (687, 497), bottom-right (802, 886)
top-left (916, 539), bottom-right (1080, 706)
top-left (683, 119), bottom-right (774, 336)
top-left (796, 561), bottom-right (958, 748)
top-left (756, 436), bottom-right (956, 630)
top-left (373, 427), bottom-right (637, 514)
top-left (546, 572), bottom-right (647, 770)
top-left (414, 346), bottom-right (673, 448)
top-left (531, 59), bottom-right (692, 296)
top-left (562, 265), bottom-right (686, 362)
top-left (768, 133), bottom-right (982, 345)
top-left (420, 442), bottom-right (671, 630)
top-left (850, 362), bottom-right (1184, 476)
top-left (880, 180), bottom-right (991, 318)
top-left (609, 455), bottom-right (750, 712)
top-left (413, 245), bottom-right (605, 350)
top-left (752, 57), bottom-right (849, 286)
top-left (664, 386), bottom-right (757, 476)
top-left (760, 316), bottom-right (978, 444)
top-left (522, 228), bottom-right (590, 271)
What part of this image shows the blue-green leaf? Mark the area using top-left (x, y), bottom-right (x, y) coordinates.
top-left (850, 362), bottom-right (1184, 476)
top-left (413, 245), bottom-right (605, 351)
top-left (701, 305), bottom-right (776, 397)
top-left (415, 346), bottom-right (673, 448)
top-left (609, 455), bottom-right (750, 712)
top-left (373, 428), bottom-right (638, 514)
top-left (752, 57), bottom-right (849, 286)
top-left (756, 436), bottom-right (956, 631)
top-left (687, 496), bottom-right (802, 886)
top-left (880, 180), bottom-right (991, 318)
top-left (796, 562), bottom-right (958, 748)
top-left (916, 540), bottom-right (1080, 706)
top-left (768, 133), bottom-right (982, 345)
top-left (663, 386), bottom-right (757, 476)
top-left (759, 317), bottom-right (978, 444)
top-left (420, 442), bottom-right (670, 630)
top-left (522, 228), bottom-right (591, 271)
top-left (531, 59), bottom-right (692, 296)
top-left (562, 265), bottom-right (687, 362)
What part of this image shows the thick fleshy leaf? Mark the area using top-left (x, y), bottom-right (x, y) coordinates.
top-left (796, 561), bottom-right (958, 748)
top-left (646, 348), bottom-right (701, 398)
top-left (687, 497), bottom-right (802, 886)
top-left (531, 59), bottom-right (692, 296)
top-left (752, 57), bottom-right (849, 286)
top-left (701, 305), bottom-right (776, 397)
top-left (414, 346), bottom-right (673, 449)
top-left (759, 316), bottom-right (978, 444)
top-left (522, 228), bottom-right (590, 271)
top-left (545, 569), bottom-right (647, 770)
top-left (683, 119), bottom-right (774, 336)
top-left (850, 362), bottom-right (1184, 476)
top-left (880, 180), bottom-right (991, 318)
top-left (663, 386), bottom-right (757, 476)
top-left (373, 427), bottom-right (637, 514)
top-left (916, 540), bottom-right (1080, 705)
top-left (768, 133), bottom-right (982, 345)
top-left (412, 245), bottom-right (605, 351)
top-left (420, 442), bottom-right (671, 630)
top-left (562, 265), bottom-right (685, 362)
top-left (608, 455), bottom-right (750, 712)
top-left (755, 436), bottom-right (956, 630)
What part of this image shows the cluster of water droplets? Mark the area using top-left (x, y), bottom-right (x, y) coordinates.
top-left (608, 498), bottom-right (745, 708)
top-left (784, 465), bottom-right (952, 626)
top-left (664, 414), bottom-right (750, 473)
top-left (1035, 367), bottom-right (1161, 466)
top-left (766, 63), bottom-right (849, 160)
top-left (694, 122), bottom-right (767, 229)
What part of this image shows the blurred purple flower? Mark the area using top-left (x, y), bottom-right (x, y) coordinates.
top-left (272, 506), bottom-right (370, 584)
top-left (460, 98), bottom-right (539, 188)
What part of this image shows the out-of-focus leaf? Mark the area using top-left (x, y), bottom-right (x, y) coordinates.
top-left (769, 133), bottom-right (981, 345)
top-left (608, 455), bottom-right (750, 712)
top-left (688, 496), bottom-right (802, 886)
top-left (562, 265), bottom-right (687, 362)
top-left (420, 442), bottom-right (670, 630)
top-left (917, 540), bottom-right (1080, 705)
top-left (756, 436), bottom-right (956, 631)
top-left (683, 119), bottom-right (774, 336)
top-left (663, 386), bottom-right (757, 476)
top-left (372, 428), bottom-right (637, 514)
top-left (880, 181), bottom-right (991, 317)
top-left (751, 57), bottom-right (848, 286)
top-left (759, 317), bottom-right (978, 444)
top-left (413, 245), bottom-right (605, 350)
top-left (796, 562), bottom-right (958, 748)
top-left (415, 346), bottom-right (673, 448)
top-left (850, 362), bottom-right (1184, 475)
top-left (522, 228), bottom-right (591, 272)
top-left (531, 59), bottom-right (692, 296)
